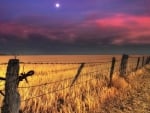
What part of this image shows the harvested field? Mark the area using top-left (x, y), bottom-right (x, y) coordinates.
top-left (0, 55), bottom-right (149, 113)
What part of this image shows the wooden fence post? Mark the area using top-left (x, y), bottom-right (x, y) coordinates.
top-left (70, 63), bottom-right (85, 87)
top-left (135, 57), bottom-right (140, 71)
top-left (108, 57), bottom-right (116, 87)
top-left (142, 56), bottom-right (145, 67)
top-left (2, 59), bottom-right (20, 113)
top-left (119, 54), bottom-right (129, 76)
top-left (148, 56), bottom-right (150, 64)
top-left (145, 56), bottom-right (150, 65)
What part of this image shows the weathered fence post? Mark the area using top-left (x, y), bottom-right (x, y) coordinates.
top-left (70, 63), bottom-right (85, 87)
top-left (2, 59), bottom-right (20, 113)
top-left (135, 57), bottom-right (140, 71)
top-left (119, 54), bottom-right (129, 76)
top-left (148, 56), bottom-right (150, 64)
top-left (108, 57), bottom-right (116, 87)
top-left (145, 56), bottom-right (150, 65)
top-left (142, 56), bottom-right (145, 67)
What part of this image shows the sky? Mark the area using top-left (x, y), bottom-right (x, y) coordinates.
top-left (0, 0), bottom-right (150, 54)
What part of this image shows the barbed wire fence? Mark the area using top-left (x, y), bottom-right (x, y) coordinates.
top-left (0, 54), bottom-right (150, 113)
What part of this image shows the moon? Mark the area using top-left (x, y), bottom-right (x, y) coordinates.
top-left (55, 3), bottom-right (60, 8)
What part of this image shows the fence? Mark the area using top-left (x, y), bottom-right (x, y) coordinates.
top-left (0, 54), bottom-right (150, 113)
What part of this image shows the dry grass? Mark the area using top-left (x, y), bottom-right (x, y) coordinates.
top-left (99, 66), bottom-right (150, 113)
top-left (0, 55), bottom-right (148, 113)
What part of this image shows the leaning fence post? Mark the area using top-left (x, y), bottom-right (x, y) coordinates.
top-left (135, 57), bottom-right (140, 71)
top-left (108, 57), bottom-right (116, 87)
top-left (119, 54), bottom-right (129, 77)
top-left (70, 63), bottom-right (85, 87)
top-left (2, 59), bottom-right (20, 113)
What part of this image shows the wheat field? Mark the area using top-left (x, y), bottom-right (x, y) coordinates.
top-left (0, 55), bottom-right (143, 113)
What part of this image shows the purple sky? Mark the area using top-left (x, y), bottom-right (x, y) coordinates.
top-left (0, 0), bottom-right (150, 54)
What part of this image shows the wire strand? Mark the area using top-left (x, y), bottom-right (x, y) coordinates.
top-left (21, 77), bottom-right (96, 102)
top-left (18, 69), bottom-right (103, 89)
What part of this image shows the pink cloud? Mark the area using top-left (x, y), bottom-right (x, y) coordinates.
top-left (95, 14), bottom-right (150, 28)
top-left (0, 14), bottom-right (150, 45)
top-left (0, 22), bottom-right (79, 44)
top-left (85, 14), bottom-right (150, 45)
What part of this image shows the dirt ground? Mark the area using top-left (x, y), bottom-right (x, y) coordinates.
top-left (100, 65), bottom-right (150, 113)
